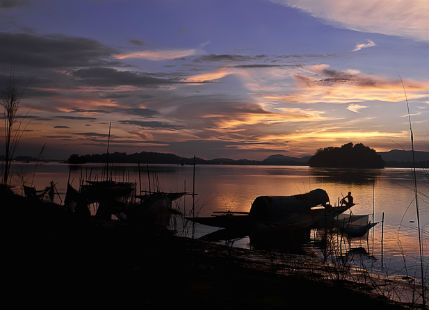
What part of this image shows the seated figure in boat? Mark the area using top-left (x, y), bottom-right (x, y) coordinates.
top-left (340, 192), bottom-right (354, 207)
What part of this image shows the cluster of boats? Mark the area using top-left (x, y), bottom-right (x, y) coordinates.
top-left (19, 178), bottom-right (377, 244)
top-left (188, 189), bottom-right (377, 242)
top-left (21, 179), bottom-right (185, 229)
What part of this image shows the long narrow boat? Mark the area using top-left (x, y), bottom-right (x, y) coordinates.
top-left (188, 189), bottom-right (354, 231)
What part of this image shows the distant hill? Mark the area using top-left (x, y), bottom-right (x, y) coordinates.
top-left (378, 150), bottom-right (429, 167)
top-left (309, 143), bottom-right (384, 168)
top-left (27, 148), bottom-right (428, 168)
top-left (262, 154), bottom-right (310, 165)
top-left (67, 152), bottom-right (309, 166)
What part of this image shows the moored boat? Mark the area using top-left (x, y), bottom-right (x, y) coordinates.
top-left (188, 189), bottom-right (355, 232)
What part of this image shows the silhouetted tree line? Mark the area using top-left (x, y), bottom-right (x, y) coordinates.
top-left (308, 143), bottom-right (384, 168)
top-left (66, 151), bottom-right (307, 166)
top-left (68, 152), bottom-right (192, 165)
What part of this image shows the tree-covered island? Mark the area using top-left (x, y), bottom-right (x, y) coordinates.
top-left (309, 143), bottom-right (384, 168)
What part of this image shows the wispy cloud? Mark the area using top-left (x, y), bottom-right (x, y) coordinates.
top-left (262, 129), bottom-right (408, 142)
top-left (183, 68), bottom-right (237, 83)
top-left (193, 54), bottom-right (260, 62)
top-left (353, 39), bottom-right (376, 52)
top-left (347, 104), bottom-right (368, 113)
top-left (129, 39), bottom-right (145, 46)
top-left (276, 64), bottom-right (429, 104)
top-left (271, 0), bottom-right (429, 41)
top-left (114, 49), bottom-right (196, 60)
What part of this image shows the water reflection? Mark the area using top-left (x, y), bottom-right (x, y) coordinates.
top-left (309, 167), bottom-right (382, 185)
top-left (7, 163), bottom-right (429, 282)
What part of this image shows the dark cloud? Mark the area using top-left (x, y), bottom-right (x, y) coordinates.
top-left (314, 68), bottom-right (397, 88)
top-left (194, 54), bottom-right (261, 62)
top-left (233, 64), bottom-right (301, 69)
top-left (24, 87), bottom-right (58, 97)
top-left (276, 54), bottom-right (335, 59)
top-left (129, 39), bottom-right (145, 46)
top-left (0, 0), bottom-right (29, 8)
top-left (15, 115), bottom-right (39, 119)
top-left (0, 32), bottom-right (117, 68)
top-left (233, 64), bottom-right (280, 68)
top-left (72, 132), bottom-right (110, 137)
top-left (119, 120), bottom-right (182, 130)
top-left (175, 98), bottom-right (269, 118)
top-left (45, 135), bottom-right (73, 139)
top-left (55, 115), bottom-right (97, 120)
top-left (65, 106), bottom-right (158, 118)
top-left (69, 108), bottom-right (109, 113)
top-left (0, 114), bottom-right (53, 121)
top-left (72, 67), bottom-right (176, 87)
top-left (114, 107), bottom-right (158, 117)
top-left (54, 125), bottom-right (70, 128)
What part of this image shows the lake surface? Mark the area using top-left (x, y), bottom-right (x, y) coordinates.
top-left (7, 163), bottom-right (429, 284)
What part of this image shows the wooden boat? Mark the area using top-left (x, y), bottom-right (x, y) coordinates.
top-left (341, 222), bottom-right (377, 237)
top-left (334, 214), bottom-right (378, 237)
top-left (189, 189), bottom-right (354, 232)
top-left (188, 211), bottom-right (251, 229)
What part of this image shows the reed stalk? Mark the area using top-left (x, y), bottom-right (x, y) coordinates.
top-left (401, 78), bottom-right (425, 308)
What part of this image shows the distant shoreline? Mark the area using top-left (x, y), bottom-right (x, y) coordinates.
top-left (4, 160), bottom-right (428, 169)
top-left (2, 149), bottom-right (428, 169)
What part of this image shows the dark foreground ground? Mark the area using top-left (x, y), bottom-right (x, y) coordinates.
top-left (0, 187), bottom-right (415, 309)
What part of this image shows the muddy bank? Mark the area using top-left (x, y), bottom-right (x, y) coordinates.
top-left (2, 228), bottom-right (411, 308)
top-left (0, 186), bottom-right (417, 308)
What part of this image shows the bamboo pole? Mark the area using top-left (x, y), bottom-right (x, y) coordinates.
top-left (183, 179), bottom-right (186, 232)
top-left (381, 212), bottom-right (384, 269)
top-left (367, 182), bottom-right (375, 254)
top-left (105, 122), bottom-right (111, 181)
top-left (138, 161), bottom-right (142, 195)
top-left (146, 162), bottom-right (151, 194)
top-left (401, 79), bottom-right (425, 308)
top-left (192, 155), bottom-right (196, 239)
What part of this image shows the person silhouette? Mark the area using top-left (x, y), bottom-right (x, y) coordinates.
top-left (341, 192), bottom-right (354, 207)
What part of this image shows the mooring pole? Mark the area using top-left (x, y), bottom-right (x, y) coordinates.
top-left (183, 179), bottom-right (186, 232)
top-left (138, 161), bottom-right (142, 195)
top-left (192, 155), bottom-right (196, 239)
top-left (146, 161), bottom-right (151, 194)
top-left (381, 212), bottom-right (384, 269)
top-left (367, 182), bottom-right (375, 254)
top-left (105, 122), bottom-right (111, 181)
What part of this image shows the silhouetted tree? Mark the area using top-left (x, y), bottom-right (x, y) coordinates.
top-left (309, 143), bottom-right (384, 168)
top-left (1, 75), bottom-right (22, 184)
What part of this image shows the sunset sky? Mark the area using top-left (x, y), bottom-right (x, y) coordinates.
top-left (0, 0), bottom-right (428, 160)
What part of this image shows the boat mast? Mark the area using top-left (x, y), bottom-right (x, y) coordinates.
top-left (105, 122), bottom-right (111, 181)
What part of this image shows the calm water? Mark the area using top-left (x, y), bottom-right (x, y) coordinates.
top-left (7, 163), bottom-right (429, 283)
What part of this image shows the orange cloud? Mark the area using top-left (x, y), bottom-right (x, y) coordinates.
top-left (204, 106), bottom-right (329, 130)
top-left (56, 97), bottom-right (119, 108)
top-left (262, 129), bottom-right (408, 142)
top-left (184, 67), bottom-right (236, 83)
top-left (114, 49), bottom-right (196, 60)
top-left (277, 65), bottom-right (429, 104)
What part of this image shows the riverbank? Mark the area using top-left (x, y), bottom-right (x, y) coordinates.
top-left (1, 223), bottom-right (413, 307)
top-left (1, 184), bottom-right (423, 308)
top-left (2, 231), bottom-right (412, 308)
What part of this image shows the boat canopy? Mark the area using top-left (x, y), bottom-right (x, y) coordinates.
top-left (249, 189), bottom-right (330, 219)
